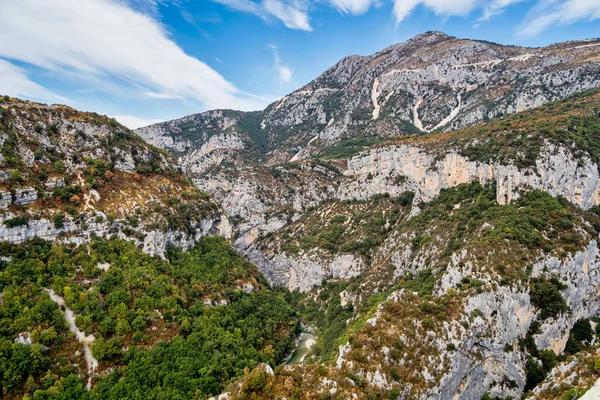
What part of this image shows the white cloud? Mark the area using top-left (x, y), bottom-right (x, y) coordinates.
top-left (211, 0), bottom-right (312, 30)
top-left (264, 0), bottom-right (313, 30)
top-left (481, 0), bottom-right (525, 21)
top-left (393, 0), bottom-right (479, 23)
top-left (519, 0), bottom-right (600, 36)
top-left (0, 0), bottom-right (265, 111)
top-left (112, 114), bottom-right (164, 129)
top-left (144, 92), bottom-right (182, 99)
top-left (122, 0), bottom-right (186, 17)
top-left (278, 66), bottom-right (294, 83)
top-left (391, 0), bottom-right (600, 30)
top-left (207, 0), bottom-right (598, 35)
top-left (327, 0), bottom-right (375, 14)
top-left (0, 59), bottom-right (67, 102)
top-left (267, 44), bottom-right (294, 83)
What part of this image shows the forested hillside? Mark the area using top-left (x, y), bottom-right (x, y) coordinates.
top-left (0, 237), bottom-right (298, 399)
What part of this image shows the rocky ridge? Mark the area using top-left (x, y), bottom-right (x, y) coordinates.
top-left (0, 97), bottom-right (230, 256)
top-left (137, 31), bottom-right (600, 166)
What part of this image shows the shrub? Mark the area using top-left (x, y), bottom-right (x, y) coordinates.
top-left (245, 368), bottom-right (267, 392)
top-left (8, 168), bottom-right (22, 181)
top-left (53, 213), bottom-right (65, 229)
top-left (411, 233), bottom-right (431, 250)
top-left (91, 336), bottom-right (123, 361)
top-left (397, 191), bottom-right (414, 206)
top-left (422, 318), bottom-right (435, 330)
top-left (530, 277), bottom-right (568, 320)
top-left (564, 334), bottom-right (582, 355)
top-left (4, 216), bottom-right (28, 228)
top-left (572, 318), bottom-right (593, 342)
top-left (525, 356), bottom-right (546, 391)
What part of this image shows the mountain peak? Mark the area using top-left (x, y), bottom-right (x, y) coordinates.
top-left (401, 30), bottom-right (453, 46)
top-left (412, 30), bottom-right (451, 40)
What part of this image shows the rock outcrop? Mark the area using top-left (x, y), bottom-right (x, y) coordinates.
top-left (342, 142), bottom-right (600, 210)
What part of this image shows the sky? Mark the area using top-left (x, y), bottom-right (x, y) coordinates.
top-left (1, 0), bottom-right (600, 129)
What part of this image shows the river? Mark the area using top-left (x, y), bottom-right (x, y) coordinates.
top-left (287, 331), bottom-right (316, 365)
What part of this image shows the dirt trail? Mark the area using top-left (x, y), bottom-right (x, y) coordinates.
top-left (371, 78), bottom-right (381, 120)
top-left (46, 288), bottom-right (98, 390)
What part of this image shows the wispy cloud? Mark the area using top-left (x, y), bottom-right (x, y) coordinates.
top-left (112, 114), bottom-right (164, 129)
top-left (480, 0), bottom-right (526, 21)
top-left (0, 59), bottom-right (67, 102)
top-left (122, 0), bottom-right (185, 17)
top-left (327, 0), bottom-right (375, 15)
top-left (210, 0), bottom-right (312, 30)
top-left (208, 0), bottom-right (596, 36)
top-left (267, 44), bottom-right (294, 83)
top-left (392, 0), bottom-right (479, 24)
top-left (277, 66), bottom-right (294, 83)
top-left (519, 0), bottom-right (600, 37)
top-left (0, 0), bottom-right (266, 110)
top-left (264, 0), bottom-right (313, 30)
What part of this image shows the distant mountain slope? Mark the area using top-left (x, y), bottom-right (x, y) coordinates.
top-left (137, 31), bottom-right (600, 167)
top-left (0, 96), bottom-right (230, 255)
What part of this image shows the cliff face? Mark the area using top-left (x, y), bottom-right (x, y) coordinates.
top-left (194, 89), bottom-right (600, 399)
top-left (236, 91), bottom-right (600, 293)
top-left (336, 240), bottom-right (600, 399)
top-left (0, 97), bottom-right (230, 256)
top-left (341, 142), bottom-right (600, 209)
top-left (131, 32), bottom-right (600, 293)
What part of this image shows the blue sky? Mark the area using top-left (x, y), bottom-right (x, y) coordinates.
top-left (1, 0), bottom-right (599, 128)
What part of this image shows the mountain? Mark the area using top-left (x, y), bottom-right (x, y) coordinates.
top-left (136, 33), bottom-right (600, 286)
top-left (216, 89), bottom-right (600, 399)
top-left (135, 32), bottom-right (600, 399)
top-left (137, 31), bottom-right (600, 167)
top-left (0, 96), bottom-right (296, 400)
top-left (0, 96), bottom-right (231, 256)
top-left (3, 31), bottom-right (600, 400)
